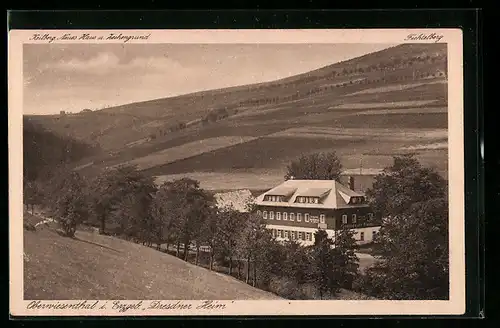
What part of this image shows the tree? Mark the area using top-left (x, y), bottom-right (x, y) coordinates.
top-left (150, 185), bottom-right (181, 251)
top-left (281, 240), bottom-right (312, 285)
top-left (332, 228), bottom-right (359, 289)
top-left (309, 230), bottom-right (337, 299)
top-left (217, 206), bottom-right (245, 275)
top-left (236, 212), bottom-right (260, 284)
top-left (155, 178), bottom-right (215, 261)
top-left (236, 207), bottom-right (274, 286)
top-left (53, 172), bottom-right (88, 237)
top-left (88, 165), bottom-right (157, 235)
top-left (285, 152), bottom-right (342, 181)
top-left (111, 181), bottom-right (156, 244)
top-left (354, 155), bottom-right (449, 300)
top-left (202, 206), bottom-right (223, 271)
top-left (355, 197), bottom-right (449, 300)
top-left (23, 179), bottom-right (44, 214)
top-left (365, 154), bottom-right (447, 217)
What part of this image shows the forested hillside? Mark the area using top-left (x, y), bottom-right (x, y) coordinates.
top-left (23, 118), bottom-right (101, 182)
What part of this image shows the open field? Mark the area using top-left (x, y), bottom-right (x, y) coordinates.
top-left (155, 171), bottom-right (285, 191)
top-left (119, 136), bottom-right (257, 170)
top-left (24, 226), bottom-right (282, 300)
top-left (144, 124), bottom-right (448, 181)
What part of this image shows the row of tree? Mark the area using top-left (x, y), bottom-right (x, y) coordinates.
top-left (25, 147), bottom-right (449, 300)
top-left (234, 67), bottom-right (446, 109)
top-left (31, 163), bottom-right (360, 299)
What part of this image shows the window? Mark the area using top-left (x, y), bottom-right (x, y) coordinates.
top-left (283, 212), bottom-right (288, 220)
top-left (290, 213), bottom-right (295, 221)
top-left (306, 232), bottom-right (311, 241)
top-left (314, 198), bottom-right (319, 204)
top-left (257, 210), bottom-right (262, 215)
top-left (291, 231), bottom-right (296, 240)
top-left (297, 213), bottom-right (302, 222)
top-left (352, 214), bottom-right (357, 223)
top-left (320, 214), bottom-right (325, 224)
top-left (272, 229), bottom-right (276, 237)
top-left (372, 231), bottom-right (377, 240)
top-left (368, 213), bottom-right (373, 220)
top-left (263, 211), bottom-right (268, 219)
top-left (284, 230), bottom-right (289, 239)
top-left (305, 213), bottom-right (310, 222)
top-left (298, 231), bottom-right (303, 240)
top-left (269, 211), bottom-right (274, 219)
top-left (278, 230), bottom-right (283, 238)
top-left (276, 212), bottom-right (281, 220)
top-left (360, 232), bottom-right (364, 241)
top-left (342, 214), bottom-right (348, 224)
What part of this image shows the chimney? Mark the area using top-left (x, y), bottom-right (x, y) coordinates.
top-left (348, 176), bottom-right (355, 191)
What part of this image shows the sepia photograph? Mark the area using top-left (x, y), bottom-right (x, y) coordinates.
top-left (9, 29), bottom-right (465, 316)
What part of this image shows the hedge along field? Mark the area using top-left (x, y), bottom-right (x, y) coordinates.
top-left (346, 78), bottom-right (446, 96)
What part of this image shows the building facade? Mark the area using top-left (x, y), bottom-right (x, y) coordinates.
top-left (254, 178), bottom-right (382, 246)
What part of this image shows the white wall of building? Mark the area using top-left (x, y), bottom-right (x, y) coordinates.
top-left (266, 224), bottom-right (380, 246)
top-left (351, 226), bottom-right (381, 245)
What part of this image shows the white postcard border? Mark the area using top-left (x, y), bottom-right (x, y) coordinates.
top-left (9, 28), bottom-right (465, 316)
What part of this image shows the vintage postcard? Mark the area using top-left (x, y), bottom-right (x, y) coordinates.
top-left (9, 29), bottom-right (465, 316)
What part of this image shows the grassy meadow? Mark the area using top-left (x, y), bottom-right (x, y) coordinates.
top-left (24, 221), bottom-right (282, 300)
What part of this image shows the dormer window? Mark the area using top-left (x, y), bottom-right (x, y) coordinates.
top-left (265, 194), bottom-right (288, 202)
top-left (350, 196), bottom-right (365, 205)
top-left (295, 196), bottom-right (320, 204)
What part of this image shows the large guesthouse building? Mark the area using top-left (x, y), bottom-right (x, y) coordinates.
top-left (254, 178), bottom-right (381, 246)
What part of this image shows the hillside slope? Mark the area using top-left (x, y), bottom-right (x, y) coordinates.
top-left (27, 43), bottom-right (447, 150)
top-left (24, 226), bottom-right (282, 300)
top-left (26, 43), bottom-right (448, 189)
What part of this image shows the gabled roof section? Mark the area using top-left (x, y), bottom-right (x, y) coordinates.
top-left (254, 179), bottom-right (368, 209)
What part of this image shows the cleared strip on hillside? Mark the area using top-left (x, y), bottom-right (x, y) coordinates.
top-left (399, 142), bottom-right (448, 151)
top-left (118, 136), bottom-right (258, 170)
top-left (267, 127), bottom-right (448, 140)
top-left (353, 107), bottom-right (447, 115)
top-left (329, 100), bottom-right (438, 110)
top-left (346, 79), bottom-right (447, 96)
